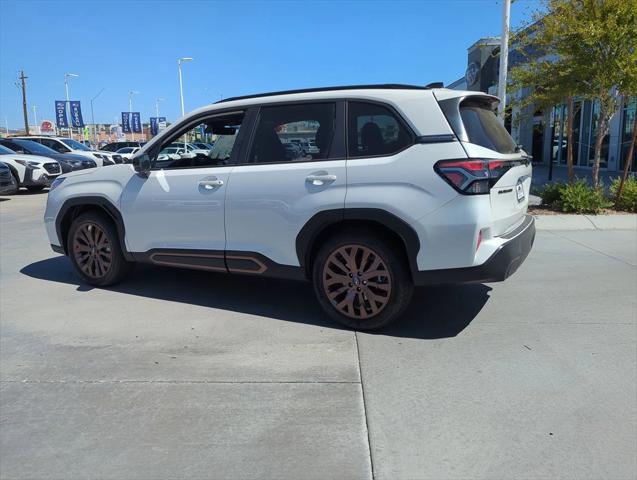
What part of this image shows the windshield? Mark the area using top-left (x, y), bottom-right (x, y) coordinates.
top-left (14, 139), bottom-right (56, 155)
top-left (0, 145), bottom-right (14, 155)
top-left (61, 138), bottom-right (92, 151)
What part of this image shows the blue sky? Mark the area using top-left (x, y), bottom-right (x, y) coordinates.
top-left (0, 0), bottom-right (541, 128)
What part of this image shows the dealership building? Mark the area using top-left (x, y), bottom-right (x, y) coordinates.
top-left (449, 37), bottom-right (636, 174)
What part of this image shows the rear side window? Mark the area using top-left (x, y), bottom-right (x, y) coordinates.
top-left (460, 101), bottom-right (517, 154)
top-left (249, 103), bottom-right (336, 164)
top-left (40, 138), bottom-right (68, 153)
top-left (347, 102), bottom-right (412, 157)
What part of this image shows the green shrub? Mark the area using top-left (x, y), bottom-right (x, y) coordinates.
top-left (538, 182), bottom-right (565, 206)
top-left (558, 180), bottom-right (610, 214)
top-left (610, 177), bottom-right (637, 212)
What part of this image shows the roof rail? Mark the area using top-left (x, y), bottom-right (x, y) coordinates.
top-left (216, 83), bottom-right (445, 104)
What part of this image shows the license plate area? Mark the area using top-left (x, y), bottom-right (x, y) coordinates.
top-left (516, 180), bottom-right (525, 202)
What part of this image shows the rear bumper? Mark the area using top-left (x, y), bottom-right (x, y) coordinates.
top-left (414, 214), bottom-right (535, 286)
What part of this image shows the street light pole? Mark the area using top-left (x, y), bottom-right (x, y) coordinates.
top-left (178, 57), bottom-right (193, 117)
top-left (90, 88), bottom-right (105, 147)
top-left (497, 0), bottom-right (511, 124)
top-left (178, 57), bottom-right (193, 150)
top-left (156, 97), bottom-right (164, 118)
top-left (32, 105), bottom-right (38, 133)
top-left (128, 90), bottom-right (139, 141)
top-left (64, 73), bottom-right (79, 138)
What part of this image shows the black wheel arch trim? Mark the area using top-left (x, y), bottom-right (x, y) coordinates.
top-left (55, 196), bottom-right (133, 261)
top-left (296, 208), bottom-right (421, 280)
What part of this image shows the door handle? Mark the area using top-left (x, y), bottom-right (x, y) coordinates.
top-left (306, 174), bottom-right (337, 186)
top-left (198, 179), bottom-right (224, 190)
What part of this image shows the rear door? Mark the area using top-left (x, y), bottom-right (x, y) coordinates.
top-left (224, 101), bottom-right (346, 269)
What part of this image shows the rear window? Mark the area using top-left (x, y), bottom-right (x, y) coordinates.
top-left (460, 101), bottom-right (517, 154)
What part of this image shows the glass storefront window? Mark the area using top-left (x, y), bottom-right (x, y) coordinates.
top-left (587, 100), bottom-right (609, 168)
top-left (620, 97), bottom-right (636, 172)
top-left (551, 105), bottom-right (563, 164)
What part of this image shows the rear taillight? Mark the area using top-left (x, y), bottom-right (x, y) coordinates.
top-left (434, 158), bottom-right (523, 195)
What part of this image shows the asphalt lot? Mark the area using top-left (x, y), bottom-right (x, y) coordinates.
top-left (1, 192), bottom-right (636, 480)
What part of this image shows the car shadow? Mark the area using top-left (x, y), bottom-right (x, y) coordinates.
top-left (20, 256), bottom-right (492, 340)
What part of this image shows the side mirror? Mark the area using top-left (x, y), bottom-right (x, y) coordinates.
top-left (133, 153), bottom-right (152, 174)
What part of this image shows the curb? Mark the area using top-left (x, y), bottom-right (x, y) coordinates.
top-left (533, 214), bottom-right (637, 231)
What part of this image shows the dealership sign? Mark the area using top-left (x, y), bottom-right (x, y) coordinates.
top-left (55, 101), bottom-right (68, 128)
top-left (121, 112), bottom-right (131, 133)
top-left (131, 112), bottom-right (141, 133)
top-left (40, 120), bottom-right (55, 135)
top-left (69, 101), bottom-right (84, 127)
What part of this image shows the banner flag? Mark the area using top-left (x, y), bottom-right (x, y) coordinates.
top-left (131, 112), bottom-right (142, 133)
top-left (55, 101), bottom-right (68, 128)
top-left (158, 117), bottom-right (167, 132)
top-left (121, 112), bottom-right (131, 133)
top-left (150, 117), bottom-right (158, 135)
top-left (69, 101), bottom-right (84, 127)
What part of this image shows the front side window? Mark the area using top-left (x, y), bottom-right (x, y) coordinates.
top-left (155, 111), bottom-right (243, 169)
top-left (249, 103), bottom-right (336, 164)
top-left (347, 101), bottom-right (412, 157)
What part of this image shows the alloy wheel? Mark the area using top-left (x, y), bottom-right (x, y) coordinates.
top-left (72, 222), bottom-right (113, 279)
top-left (322, 244), bottom-right (392, 319)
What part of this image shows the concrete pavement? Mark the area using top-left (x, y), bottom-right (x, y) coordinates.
top-left (1, 192), bottom-right (635, 480)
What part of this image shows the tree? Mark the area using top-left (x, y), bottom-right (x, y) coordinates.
top-left (511, 0), bottom-right (637, 188)
top-left (510, 54), bottom-right (583, 182)
top-left (615, 44), bottom-right (637, 203)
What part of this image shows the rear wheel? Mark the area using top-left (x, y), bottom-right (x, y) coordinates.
top-left (67, 211), bottom-right (133, 286)
top-left (312, 232), bottom-right (413, 330)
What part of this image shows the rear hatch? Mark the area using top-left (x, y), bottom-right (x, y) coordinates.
top-left (435, 93), bottom-right (532, 236)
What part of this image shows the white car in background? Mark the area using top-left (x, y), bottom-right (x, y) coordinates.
top-left (13, 136), bottom-right (123, 167)
top-left (115, 147), bottom-right (141, 162)
top-left (0, 144), bottom-right (61, 193)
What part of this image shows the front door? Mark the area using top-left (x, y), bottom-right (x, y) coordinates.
top-left (225, 102), bottom-right (346, 269)
top-left (120, 111), bottom-right (247, 256)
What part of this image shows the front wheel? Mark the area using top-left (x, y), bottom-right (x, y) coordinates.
top-left (312, 232), bottom-right (413, 330)
top-left (67, 211), bottom-right (133, 286)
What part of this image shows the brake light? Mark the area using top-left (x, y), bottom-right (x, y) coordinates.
top-left (434, 158), bottom-right (522, 195)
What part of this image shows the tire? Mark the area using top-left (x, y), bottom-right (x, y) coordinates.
top-left (5, 172), bottom-right (19, 195)
top-left (312, 230), bottom-right (414, 330)
top-left (26, 185), bottom-right (45, 192)
top-left (67, 211), bottom-right (133, 287)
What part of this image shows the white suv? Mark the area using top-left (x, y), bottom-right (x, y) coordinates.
top-left (14, 136), bottom-right (122, 167)
top-left (0, 144), bottom-right (61, 192)
top-left (44, 85), bottom-right (535, 330)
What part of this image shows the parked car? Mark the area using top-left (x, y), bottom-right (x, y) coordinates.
top-left (100, 141), bottom-right (145, 152)
top-left (115, 147), bottom-right (141, 162)
top-left (192, 142), bottom-right (214, 150)
top-left (169, 142), bottom-right (209, 156)
top-left (0, 138), bottom-right (97, 172)
top-left (0, 161), bottom-right (18, 195)
top-left (44, 84), bottom-right (534, 330)
top-left (12, 136), bottom-right (122, 166)
top-left (0, 144), bottom-right (61, 192)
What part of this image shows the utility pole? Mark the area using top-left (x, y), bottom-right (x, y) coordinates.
top-left (497, 0), bottom-right (511, 123)
top-left (19, 70), bottom-right (30, 135)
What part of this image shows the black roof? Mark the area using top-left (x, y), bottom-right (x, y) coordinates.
top-left (216, 82), bottom-right (444, 104)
